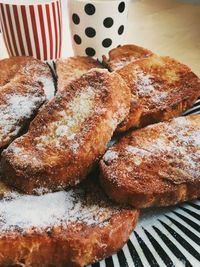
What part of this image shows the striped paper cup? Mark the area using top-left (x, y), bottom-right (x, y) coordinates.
top-left (0, 0), bottom-right (62, 61)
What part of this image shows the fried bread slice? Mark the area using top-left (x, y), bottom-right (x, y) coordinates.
top-left (56, 56), bottom-right (103, 91)
top-left (102, 44), bottom-right (153, 71)
top-left (0, 56), bottom-right (31, 86)
top-left (0, 57), bottom-right (55, 149)
top-left (0, 57), bottom-right (55, 100)
top-left (0, 76), bottom-right (46, 150)
top-left (100, 115), bottom-right (200, 208)
top-left (116, 55), bottom-right (200, 132)
top-left (0, 177), bottom-right (139, 267)
top-left (1, 69), bottom-right (131, 194)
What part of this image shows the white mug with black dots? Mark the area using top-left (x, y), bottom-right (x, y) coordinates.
top-left (68, 0), bottom-right (129, 59)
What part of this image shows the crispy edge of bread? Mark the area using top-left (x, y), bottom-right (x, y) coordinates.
top-left (116, 93), bottom-right (199, 133)
top-left (100, 167), bottom-right (200, 208)
top-left (100, 115), bottom-right (200, 208)
top-left (56, 56), bottom-right (104, 91)
top-left (116, 55), bottom-right (200, 133)
top-left (0, 69), bottom-right (131, 194)
top-left (0, 178), bottom-right (139, 267)
top-left (102, 44), bottom-right (153, 71)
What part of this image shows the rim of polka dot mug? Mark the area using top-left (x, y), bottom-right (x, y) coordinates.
top-left (68, 0), bottom-right (129, 59)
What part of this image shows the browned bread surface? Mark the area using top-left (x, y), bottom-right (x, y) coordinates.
top-left (102, 44), bottom-right (153, 71)
top-left (0, 57), bottom-right (52, 149)
top-left (116, 55), bottom-right (200, 132)
top-left (56, 56), bottom-right (103, 91)
top-left (0, 177), bottom-right (139, 267)
top-left (0, 56), bottom-right (32, 86)
top-left (1, 69), bottom-right (131, 194)
top-left (0, 56), bottom-right (55, 100)
top-left (100, 115), bottom-right (200, 208)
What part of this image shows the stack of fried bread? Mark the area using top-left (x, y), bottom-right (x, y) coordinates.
top-left (0, 44), bottom-right (199, 267)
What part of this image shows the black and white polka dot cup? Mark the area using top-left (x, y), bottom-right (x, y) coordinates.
top-left (68, 0), bottom-right (129, 58)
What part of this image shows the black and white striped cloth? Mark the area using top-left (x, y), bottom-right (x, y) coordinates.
top-left (183, 98), bottom-right (200, 116)
top-left (88, 98), bottom-right (200, 267)
top-left (89, 199), bottom-right (200, 267)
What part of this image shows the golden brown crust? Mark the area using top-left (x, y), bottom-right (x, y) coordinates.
top-left (100, 115), bottom-right (200, 208)
top-left (0, 80), bottom-right (45, 149)
top-left (0, 56), bottom-right (55, 100)
top-left (0, 178), bottom-right (139, 267)
top-left (0, 56), bottom-right (33, 86)
top-left (56, 56), bottom-right (103, 91)
top-left (1, 69), bottom-right (130, 194)
top-left (102, 44), bottom-right (153, 71)
top-left (116, 55), bottom-right (200, 132)
top-left (0, 57), bottom-right (54, 149)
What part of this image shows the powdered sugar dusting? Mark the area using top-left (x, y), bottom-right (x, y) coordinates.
top-left (7, 95), bottom-right (42, 119)
top-left (0, 58), bottom-right (54, 148)
top-left (126, 145), bottom-right (146, 155)
top-left (55, 125), bottom-right (69, 137)
top-left (70, 142), bottom-right (80, 153)
top-left (137, 72), bottom-right (154, 93)
top-left (5, 143), bottom-right (42, 166)
top-left (111, 100), bottom-right (129, 130)
top-left (39, 75), bottom-right (55, 100)
top-left (103, 150), bottom-right (119, 162)
top-left (125, 145), bottom-right (150, 166)
top-left (109, 116), bottom-right (200, 183)
top-left (136, 71), bottom-right (168, 105)
top-left (0, 92), bottom-right (45, 146)
top-left (21, 60), bottom-right (55, 100)
top-left (111, 58), bottom-right (132, 70)
top-left (39, 86), bottom-right (95, 148)
top-left (0, 182), bottom-right (120, 233)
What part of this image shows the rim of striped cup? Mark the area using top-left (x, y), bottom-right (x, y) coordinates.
top-left (0, 0), bottom-right (60, 6)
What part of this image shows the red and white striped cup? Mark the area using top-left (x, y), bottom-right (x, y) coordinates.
top-left (0, 0), bottom-right (62, 61)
